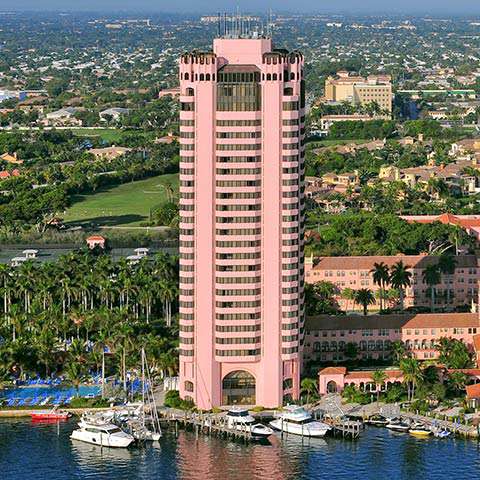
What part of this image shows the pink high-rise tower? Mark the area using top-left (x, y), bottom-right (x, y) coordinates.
top-left (178, 24), bottom-right (305, 409)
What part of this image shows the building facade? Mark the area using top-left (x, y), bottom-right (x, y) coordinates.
top-left (304, 312), bottom-right (480, 364)
top-left (178, 31), bottom-right (305, 409)
top-left (318, 366), bottom-right (480, 395)
top-left (305, 254), bottom-right (479, 312)
top-left (324, 71), bottom-right (392, 113)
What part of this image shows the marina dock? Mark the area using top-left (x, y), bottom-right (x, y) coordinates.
top-left (401, 412), bottom-right (479, 439)
top-left (160, 409), bottom-right (256, 441)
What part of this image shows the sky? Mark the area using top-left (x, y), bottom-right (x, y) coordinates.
top-left (3, 0), bottom-right (480, 15)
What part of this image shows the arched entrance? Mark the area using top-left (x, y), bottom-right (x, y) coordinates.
top-left (222, 370), bottom-right (256, 405)
top-left (326, 380), bottom-right (337, 393)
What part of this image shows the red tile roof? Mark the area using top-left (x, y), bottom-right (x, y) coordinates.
top-left (306, 313), bottom-right (480, 331)
top-left (319, 367), bottom-right (347, 375)
top-left (466, 383), bottom-right (480, 399)
top-left (312, 254), bottom-right (478, 271)
top-left (344, 370), bottom-right (403, 381)
top-left (473, 335), bottom-right (480, 353)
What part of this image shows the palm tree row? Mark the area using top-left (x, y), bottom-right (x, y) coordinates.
top-left (0, 250), bottom-right (179, 331)
top-left (0, 249), bottom-right (180, 383)
top-left (371, 260), bottom-right (412, 312)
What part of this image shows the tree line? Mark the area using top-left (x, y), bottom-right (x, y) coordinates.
top-left (0, 250), bottom-right (179, 386)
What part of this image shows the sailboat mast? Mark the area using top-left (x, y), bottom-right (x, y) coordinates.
top-left (141, 348), bottom-right (145, 428)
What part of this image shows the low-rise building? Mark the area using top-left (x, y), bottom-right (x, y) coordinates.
top-left (44, 107), bottom-right (82, 126)
top-left (324, 71), bottom-right (393, 113)
top-left (88, 146), bottom-right (131, 160)
top-left (305, 254), bottom-right (479, 311)
top-left (86, 235), bottom-right (106, 249)
top-left (158, 86), bottom-right (180, 99)
top-left (317, 114), bottom-right (390, 134)
top-left (377, 157), bottom-right (480, 196)
top-left (99, 107), bottom-right (130, 121)
top-left (319, 366), bottom-right (480, 395)
top-left (401, 213), bottom-right (480, 243)
top-left (0, 152), bottom-right (23, 165)
top-left (304, 312), bottom-right (480, 364)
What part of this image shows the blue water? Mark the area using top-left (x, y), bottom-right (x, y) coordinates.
top-left (1, 419), bottom-right (480, 479)
top-left (0, 385), bottom-right (101, 400)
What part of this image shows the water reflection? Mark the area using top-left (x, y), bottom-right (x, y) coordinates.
top-left (2, 420), bottom-right (480, 480)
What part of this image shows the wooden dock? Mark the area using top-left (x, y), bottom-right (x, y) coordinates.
top-left (401, 412), bottom-right (479, 439)
top-left (325, 418), bottom-right (363, 439)
top-left (160, 410), bottom-right (255, 441)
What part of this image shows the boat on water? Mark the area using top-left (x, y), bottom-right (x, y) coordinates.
top-left (225, 407), bottom-right (274, 438)
top-left (385, 418), bottom-right (410, 432)
top-left (269, 405), bottom-right (331, 438)
top-left (433, 429), bottom-right (451, 438)
top-left (366, 414), bottom-right (388, 426)
top-left (71, 420), bottom-right (134, 448)
top-left (409, 423), bottom-right (432, 437)
top-left (30, 407), bottom-right (71, 420)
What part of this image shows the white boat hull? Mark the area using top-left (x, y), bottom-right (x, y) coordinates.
top-left (71, 430), bottom-right (134, 448)
top-left (386, 424), bottom-right (410, 432)
top-left (269, 419), bottom-right (330, 437)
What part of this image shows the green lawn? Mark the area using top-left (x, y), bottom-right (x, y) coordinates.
top-left (70, 128), bottom-right (125, 143)
top-left (64, 173), bottom-right (179, 227)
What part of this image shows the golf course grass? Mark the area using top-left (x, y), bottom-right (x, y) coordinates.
top-left (64, 173), bottom-right (179, 227)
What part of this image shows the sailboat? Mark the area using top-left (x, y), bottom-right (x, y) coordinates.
top-left (124, 349), bottom-right (162, 442)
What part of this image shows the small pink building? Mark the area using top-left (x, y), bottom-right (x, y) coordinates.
top-left (305, 254), bottom-right (479, 312)
top-left (304, 312), bottom-right (480, 363)
top-left (86, 235), bottom-right (106, 249)
top-left (319, 367), bottom-right (480, 395)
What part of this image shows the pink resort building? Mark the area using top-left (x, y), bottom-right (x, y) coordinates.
top-left (303, 312), bottom-right (480, 363)
top-left (305, 254), bottom-right (479, 312)
top-left (178, 25), bottom-right (305, 409)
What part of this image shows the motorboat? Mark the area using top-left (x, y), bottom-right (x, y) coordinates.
top-left (30, 407), bottom-right (71, 420)
top-left (385, 418), bottom-right (410, 432)
top-left (71, 420), bottom-right (134, 448)
top-left (269, 405), bottom-right (331, 438)
top-left (409, 423), bottom-right (432, 437)
top-left (225, 407), bottom-right (274, 438)
top-left (366, 414), bottom-right (388, 426)
top-left (433, 429), bottom-right (451, 438)
top-left (124, 419), bottom-right (162, 442)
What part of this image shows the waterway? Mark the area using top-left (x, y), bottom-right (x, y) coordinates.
top-left (1, 418), bottom-right (480, 479)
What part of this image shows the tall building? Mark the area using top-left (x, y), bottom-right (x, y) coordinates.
top-left (178, 26), bottom-right (305, 410)
top-left (324, 71), bottom-right (392, 113)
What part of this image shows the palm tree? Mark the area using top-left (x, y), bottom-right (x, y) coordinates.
top-left (391, 340), bottom-right (406, 364)
top-left (159, 279), bottom-right (178, 327)
top-left (422, 264), bottom-right (441, 312)
top-left (400, 357), bottom-right (423, 401)
top-left (371, 370), bottom-right (388, 401)
top-left (0, 263), bottom-right (11, 317)
top-left (371, 262), bottom-right (390, 311)
top-left (354, 289), bottom-right (375, 316)
top-left (65, 361), bottom-right (86, 397)
top-left (438, 255), bottom-right (457, 306)
top-left (389, 261), bottom-right (412, 311)
top-left (340, 288), bottom-right (355, 313)
top-left (301, 378), bottom-right (318, 405)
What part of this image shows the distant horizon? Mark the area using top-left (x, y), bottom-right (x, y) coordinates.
top-left (3, 10), bottom-right (480, 19)
top-left (4, 0), bottom-right (480, 16)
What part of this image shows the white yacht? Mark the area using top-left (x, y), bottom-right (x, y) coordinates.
top-left (269, 405), bottom-right (331, 438)
top-left (71, 420), bottom-right (135, 448)
top-left (225, 407), bottom-right (274, 438)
